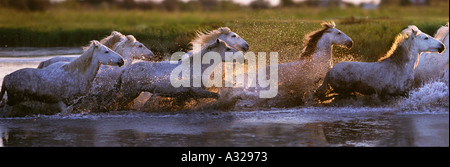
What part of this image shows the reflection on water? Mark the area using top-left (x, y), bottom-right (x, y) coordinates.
top-left (0, 47), bottom-right (82, 57)
top-left (0, 110), bottom-right (448, 147)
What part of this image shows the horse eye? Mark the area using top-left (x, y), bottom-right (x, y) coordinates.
top-left (139, 45), bottom-right (143, 47)
top-left (105, 51), bottom-right (109, 54)
top-left (226, 48), bottom-right (231, 51)
top-left (232, 35), bottom-right (236, 38)
top-left (337, 32), bottom-right (342, 35)
top-left (424, 37), bottom-right (429, 40)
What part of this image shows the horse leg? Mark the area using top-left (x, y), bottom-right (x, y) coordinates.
top-left (304, 90), bottom-right (316, 106)
top-left (116, 90), bottom-right (142, 110)
top-left (139, 93), bottom-right (157, 111)
top-left (333, 90), bottom-right (353, 101)
top-left (314, 73), bottom-right (333, 102)
top-left (315, 87), bottom-right (337, 102)
top-left (6, 93), bottom-right (19, 106)
top-left (0, 80), bottom-right (6, 104)
top-left (190, 88), bottom-right (219, 99)
top-left (377, 93), bottom-right (397, 103)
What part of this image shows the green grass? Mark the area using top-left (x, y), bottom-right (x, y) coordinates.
top-left (0, 5), bottom-right (448, 63)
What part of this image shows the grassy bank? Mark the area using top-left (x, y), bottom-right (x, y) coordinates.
top-left (0, 5), bottom-right (448, 63)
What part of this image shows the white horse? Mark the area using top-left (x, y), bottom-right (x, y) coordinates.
top-left (132, 27), bottom-right (250, 111)
top-left (117, 39), bottom-right (242, 109)
top-left (222, 21), bottom-right (353, 108)
top-left (89, 35), bottom-right (155, 92)
top-left (68, 35), bottom-right (157, 112)
top-left (37, 31), bottom-right (125, 68)
top-left (0, 41), bottom-right (124, 107)
top-left (315, 26), bottom-right (445, 101)
top-left (414, 23), bottom-right (449, 87)
top-left (37, 31), bottom-right (156, 68)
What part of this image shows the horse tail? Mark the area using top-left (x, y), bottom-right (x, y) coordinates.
top-left (0, 79), bottom-right (6, 104)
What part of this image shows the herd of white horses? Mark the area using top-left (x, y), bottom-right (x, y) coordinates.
top-left (0, 21), bottom-right (448, 115)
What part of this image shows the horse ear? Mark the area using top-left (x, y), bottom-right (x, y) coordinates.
top-left (218, 27), bottom-right (230, 33)
top-left (93, 41), bottom-right (99, 48)
top-left (126, 35), bottom-right (136, 44)
top-left (410, 29), bottom-right (418, 39)
top-left (112, 31), bottom-right (122, 36)
top-left (127, 35), bottom-right (133, 40)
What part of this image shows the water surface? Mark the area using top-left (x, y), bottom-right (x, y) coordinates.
top-left (0, 108), bottom-right (448, 147)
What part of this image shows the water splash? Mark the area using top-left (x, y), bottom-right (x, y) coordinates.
top-left (396, 81), bottom-right (449, 112)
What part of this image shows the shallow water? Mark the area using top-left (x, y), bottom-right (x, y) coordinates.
top-left (0, 47), bottom-right (82, 57)
top-left (0, 108), bottom-right (448, 147)
top-left (0, 48), bottom-right (448, 147)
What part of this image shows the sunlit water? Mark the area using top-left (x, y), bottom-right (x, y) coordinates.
top-left (0, 48), bottom-right (448, 147)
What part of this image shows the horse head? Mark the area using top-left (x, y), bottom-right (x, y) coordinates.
top-left (204, 38), bottom-right (244, 62)
top-left (216, 27), bottom-right (250, 52)
top-left (434, 23), bottom-right (449, 50)
top-left (93, 41), bottom-right (125, 67)
top-left (407, 27), bottom-right (445, 54)
top-left (191, 27), bottom-right (250, 53)
top-left (116, 35), bottom-right (156, 62)
top-left (322, 22), bottom-right (353, 49)
top-left (300, 21), bottom-right (353, 60)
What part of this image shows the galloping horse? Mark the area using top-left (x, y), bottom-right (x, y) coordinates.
top-left (68, 35), bottom-right (155, 112)
top-left (224, 21), bottom-right (353, 108)
top-left (0, 41), bottom-right (124, 107)
top-left (117, 39), bottom-right (243, 109)
top-left (315, 26), bottom-right (445, 101)
top-left (37, 31), bottom-right (155, 69)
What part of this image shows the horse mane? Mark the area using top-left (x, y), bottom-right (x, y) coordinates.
top-left (65, 41), bottom-right (96, 73)
top-left (116, 35), bottom-right (137, 49)
top-left (401, 25), bottom-right (419, 34)
top-left (299, 21), bottom-right (336, 59)
top-left (190, 27), bottom-right (231, 49)
top-left (434, 23), bottom-right (449, 42)
top-left (377, 33), bottom-right (411, 65)
top-left (101, 31), bottom-right (125, 49)
top-left (82, 31), bottom-right (124, 51)
top-left (184, 39), bottom-right (227, 62)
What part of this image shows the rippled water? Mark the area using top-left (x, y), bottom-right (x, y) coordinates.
top-left (0, 48), bottom-right (448, 147)
top-left (0, 109), bottom-right (448, 147)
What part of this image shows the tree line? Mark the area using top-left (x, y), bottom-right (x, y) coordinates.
top-left (0, 0), bottom-right (441, 11)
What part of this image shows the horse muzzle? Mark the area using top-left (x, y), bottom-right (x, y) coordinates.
top-left (117, 59), bottom-right (125, 67)
top-left (140, 52), bottom-right (156, 61)
top-left (346, 41), bottom-right (354, 49)
top-left (242, 44), bottom-right (250, 52)
top-left (147, 51), bottom-right (155, 58)
top-left (438, 43), bottom-right (445, 53)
